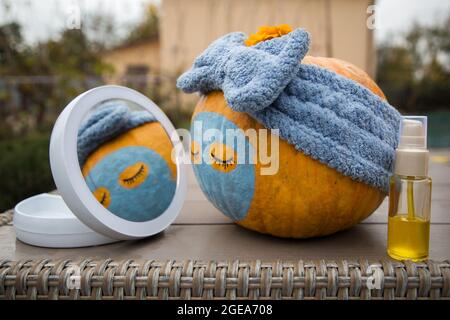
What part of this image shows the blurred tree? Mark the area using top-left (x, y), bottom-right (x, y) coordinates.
top-left (377, 14), bottom-right (450, 112)
top-left (0, 22), bottom-right (40, 136)
top-left (0, 15), bottom-right (115, 210)
top-left (377, 45), bottom-right (415, 109)
top-left (0, 22), bottom-right (113, 137)
top-left (124, 4), bottom-right (159, 45)
top-left (83, 11), bottom-right (120, 50)
top-left (0, 22), bottom-right (23, 67)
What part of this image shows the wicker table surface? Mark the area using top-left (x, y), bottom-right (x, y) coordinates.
top-left (0, 150), bottom-right (449, 300)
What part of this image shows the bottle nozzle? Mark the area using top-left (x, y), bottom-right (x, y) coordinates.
top-left (395, 116), bottom-right (429, 176)
top-left (398, 116), bottom-right (427, 149)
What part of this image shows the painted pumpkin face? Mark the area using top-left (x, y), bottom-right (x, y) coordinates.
top-left (190, 56), bottom-right (389, 238)
top-left (191, 112), bottom-right (255, 220)
top-left (82, 122), bottom-right (176, 222)
top-left (191, 92), bottom-right (386, 238)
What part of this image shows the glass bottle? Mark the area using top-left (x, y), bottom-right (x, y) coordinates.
top-left (387, 116), bottom-right (432, 261)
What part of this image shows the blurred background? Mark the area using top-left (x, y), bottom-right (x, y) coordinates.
top-left (0, 0), bottom-right (449, 211)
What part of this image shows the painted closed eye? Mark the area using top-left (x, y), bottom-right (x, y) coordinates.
top-left (118, 162), bottom-right (149, 189)
top-left (209, 142), bottom-right (237, 173)
top-left (93, 186), bottom-right (111, 208)
top-left (191, 140), bottom-right (201, 164)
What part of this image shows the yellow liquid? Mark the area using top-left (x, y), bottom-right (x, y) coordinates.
top-left (387, 215), bottom-right (430, 261)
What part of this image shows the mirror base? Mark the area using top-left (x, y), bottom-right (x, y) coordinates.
top-left (14, 193), bottom-right (119, 248)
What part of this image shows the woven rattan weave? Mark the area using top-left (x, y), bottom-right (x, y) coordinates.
top-left (0, 210), bottom-right (13, 227)
top-left (0, 259), bottom-right (449, 300)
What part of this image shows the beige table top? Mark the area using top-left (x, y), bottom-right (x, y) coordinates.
top-left (1, 150), bottom-right (449, 262)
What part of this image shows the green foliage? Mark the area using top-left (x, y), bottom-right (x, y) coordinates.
top-left (376, 16), bottom-right (450, 112)
top-left (0, 22), bottom-right (113, 140)
top-left (0, 22), bottom-right (23, 67)
top-left (0, 132), bottom-right (55, 212)
top-left (124, 4), bottom-right (159, 45)
top-left (0, 19), bottom-right (116, 209)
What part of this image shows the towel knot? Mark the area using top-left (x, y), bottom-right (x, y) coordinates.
top-left (177, 28), bottom-right (310, 113)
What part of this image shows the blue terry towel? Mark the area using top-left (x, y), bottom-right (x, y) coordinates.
top-left (77, 101), bottom-right (155, 166)
top-left (177, 28), bottom-right (401, 193)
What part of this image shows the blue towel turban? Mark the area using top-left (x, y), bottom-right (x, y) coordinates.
top-left (177, 28), bottom-right (401, 193)
top-left (77, 101), bottom-right (155, 166)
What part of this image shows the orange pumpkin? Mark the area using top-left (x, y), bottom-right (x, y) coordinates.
top-left (191, 56), bottom-right (387, 238)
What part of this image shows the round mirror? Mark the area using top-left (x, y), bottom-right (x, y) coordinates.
top-left (50, 85), bottom-right (186, 240)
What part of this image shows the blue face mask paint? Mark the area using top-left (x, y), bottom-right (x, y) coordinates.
top-left (85, 146), bottom-right (176, 222)
top-left (191, 112), bottom-right (255, 220)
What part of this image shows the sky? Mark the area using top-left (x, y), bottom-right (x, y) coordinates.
top-left (0, 0), bottom-right (449, 45)
top-left (0, 0), bottom-right (153, 43)
top-left (375, 0), bottom-right (450, 42)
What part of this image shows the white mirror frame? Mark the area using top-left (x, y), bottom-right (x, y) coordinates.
top-left (50, 85), bottom-right (187, 239)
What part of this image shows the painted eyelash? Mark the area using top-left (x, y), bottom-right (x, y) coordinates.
top-left (210, 151), bottom-right (235, 168)
top-left (100, 192), bottom-right (107, 205)
top-left (122, 164), bottom-right (145, 184)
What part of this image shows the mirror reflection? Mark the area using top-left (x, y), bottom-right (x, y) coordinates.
top-left (77, 99), bottom-right (176, 222)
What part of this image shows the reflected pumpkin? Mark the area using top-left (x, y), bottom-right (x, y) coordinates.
top-left (82, 122), bottom-right (177, 222)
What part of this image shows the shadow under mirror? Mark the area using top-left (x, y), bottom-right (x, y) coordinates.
top-left (77, 98), bottom-right (177, 222)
